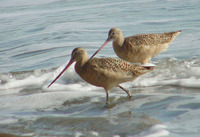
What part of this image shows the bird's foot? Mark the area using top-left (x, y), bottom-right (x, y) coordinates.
top-left (128, 95), bottom-right (132, 99)
top-left (104, 102), bottom-right (112, 108)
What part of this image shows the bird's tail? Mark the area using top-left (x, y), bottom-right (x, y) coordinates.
top-left (143, 66), bottom-right (155, 70)
top-left (141, 63), bottom-right (156, 70)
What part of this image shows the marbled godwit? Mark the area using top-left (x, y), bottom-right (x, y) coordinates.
top-left (91, 28), bottom-right (181, 64)
top-left (48, 47), bottom-right (153, 105)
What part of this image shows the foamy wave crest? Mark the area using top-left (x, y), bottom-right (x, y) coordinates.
top-left (136, 124), bottom-right (169, 137)
top-left (0, 58), bottom-right (199, 94)
top-left (123, 58), bottom-right (200, 89)
top-left (0, 62), bottom-right (98, 94)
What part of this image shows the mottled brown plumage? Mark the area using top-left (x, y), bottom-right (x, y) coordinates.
top-left (48, 47), bottom-right (153, 105)
top-left (91, 28), bottom-right (181, 64)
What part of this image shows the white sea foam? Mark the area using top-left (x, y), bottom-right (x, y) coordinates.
top-left (0, 73), bottom-right (48, 90)
top-left (0, 90), bottom-right (102, 112)
top-left (126, 58), bottom-right (200, 88)
top-left (136, 124), bottom-right (169, 137)
top-left (0, 58), bottom-right (199, 97)
top-left (0, 64), bottom-right (102, 111)
top-left (0, 118), bottom-right (19, 125)
top-left (0, 58), bottom-right (199, 114)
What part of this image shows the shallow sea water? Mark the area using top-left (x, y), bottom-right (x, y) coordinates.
top-left (0, 0), bottom-right (200, 137)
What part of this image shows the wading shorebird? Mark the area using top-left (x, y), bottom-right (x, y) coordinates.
top-left (48, 47), bottom-right (154, 105)
top-left (91, 28), bottom-right (181, 64)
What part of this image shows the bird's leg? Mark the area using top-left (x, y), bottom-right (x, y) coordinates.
top-left (105, 89), bottom-right (110, 105)
top-left (118, 85), bottom-right (132, 99)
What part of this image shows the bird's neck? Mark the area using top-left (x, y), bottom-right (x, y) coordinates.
top-left (76, 55), bottom-right (89, 67)
top-left (114, 35), bottom-right (124, 47)
top-left (75, 55), bottom-right (89, 77)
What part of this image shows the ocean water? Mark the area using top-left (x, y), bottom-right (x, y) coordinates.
top-left (0, 0), bottom-right (200, 136)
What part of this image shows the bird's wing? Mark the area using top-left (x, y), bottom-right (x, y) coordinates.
top-left (123, 31), bottom-right (181, 58)
top-left (89, 58), bottom-right (151, 77)
top-left (125, 31), bottom-right (181, 47)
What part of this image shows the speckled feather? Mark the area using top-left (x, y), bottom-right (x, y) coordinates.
top-left (88, 58), bottom-right (149, 76)
top-left (125, 31), bottom-right (181, 46)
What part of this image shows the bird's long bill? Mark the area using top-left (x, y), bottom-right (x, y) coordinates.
top-left (47, 59), bottom-right (74, 88)
top-left (90, 38), bottom-right (110, 59)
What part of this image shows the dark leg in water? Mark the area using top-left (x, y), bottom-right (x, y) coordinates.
top-left (118, 85), bottom-right (132, 99)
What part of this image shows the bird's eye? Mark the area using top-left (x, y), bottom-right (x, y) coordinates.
top-left (112, 32), bottom-right (115, 35)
